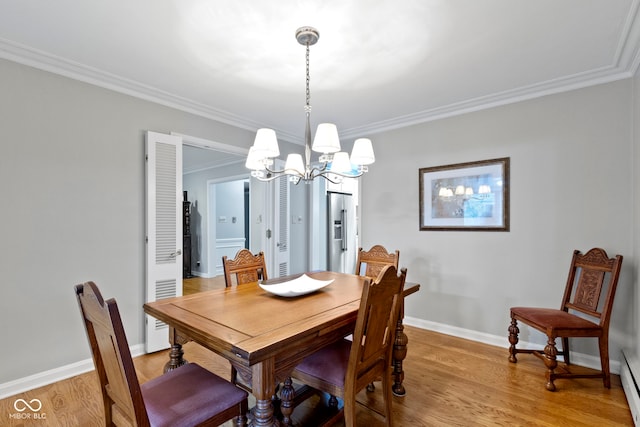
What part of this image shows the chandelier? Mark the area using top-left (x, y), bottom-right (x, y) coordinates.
top-left (245, 26), bottom-right (375, 184)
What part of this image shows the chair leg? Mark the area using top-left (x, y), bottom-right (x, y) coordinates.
top-left (328, 394), bottom-right (339, 408)
top-left (542, 336), bottom-right (558, 391)
top-left (561, 337), bottom-right (570, 365)
top-left (231, 366), bottom-right (238, 384)
top-left (381, 369), bottom-right (394, 427)
top-left (234, 400), bottom-right (249, 427)
top-left (279, 377), bottom-right (295, 426)
top-left (508, 317), bottom-right (519, 363)
top-left (599, 336), bottom-right (611, 388)
top-left (343, 392), bottom-right (357, 427)
top-left (234, 416), bottom-right (247, 427)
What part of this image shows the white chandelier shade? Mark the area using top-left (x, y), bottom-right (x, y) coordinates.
top-left (245, 26), bottom-right (375, 184)
top-left (311, 123), bottom-right (341, 154)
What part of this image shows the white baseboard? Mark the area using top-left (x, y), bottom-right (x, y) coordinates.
top-left (0, 344), bottom-right (145, 400)
top-left (621, 350), bottom-right (640, 426)
top-left (190, 271), bottom-right (215, 279)
top-left (403, 316), bottom-right (621, 374)
top-left (0, 319), bottom-right (623, 400)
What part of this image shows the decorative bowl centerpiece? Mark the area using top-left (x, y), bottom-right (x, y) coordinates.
top-left (259, 274), bottom-right (334, 297)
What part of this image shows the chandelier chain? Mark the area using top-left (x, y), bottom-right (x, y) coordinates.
top-left (305, 43), bottom-right (311, 112)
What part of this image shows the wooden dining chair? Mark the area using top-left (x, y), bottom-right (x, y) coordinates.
top-left (222, 248), bottom-right (268, 287)
top-left (222, 248), bottom-right (268, 391)
top-left (355, 245), bottom-right (400, 392)
top-left (355, 245), bottom-right (400, 280)
top-left (290, 265), bottom-right (407, 426)
top-left (508, 248), bottom-right (623, 391)
top-left (75, 281), bottom-right (249, 426)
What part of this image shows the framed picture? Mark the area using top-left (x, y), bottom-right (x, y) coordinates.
top-left (419, 157), bottom-right (510, 231)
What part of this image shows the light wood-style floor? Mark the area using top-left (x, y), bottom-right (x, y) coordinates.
top-left (183, 275), bottom-right (227, 294)
top-left (1, 277), bottom-right (632, 426)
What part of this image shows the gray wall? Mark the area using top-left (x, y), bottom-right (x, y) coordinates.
top-left (0, 55), bottom-right (637, 388)
top-left (633, 72), bottom-right (640, 366)
top-left (289, 181), bottom-right (310, 274)
top-left (360, 79), bottom-right (636, 363)
top-left (0, 58), bottom-right (255, 383)
top-left (214, 180), bottom-right (247, 240)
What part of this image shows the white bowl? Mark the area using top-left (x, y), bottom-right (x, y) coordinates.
top-left (259, 274), bottom-right (334, 297)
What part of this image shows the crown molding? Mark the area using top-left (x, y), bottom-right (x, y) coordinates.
top-left (341, 1), bottom-right (640, 138)
top-left (0, 37), bottom-right (271, 134)
top-left (339, 65), bottom-right (632, 139)
top-left (3, 0), bottom-right (640, 144)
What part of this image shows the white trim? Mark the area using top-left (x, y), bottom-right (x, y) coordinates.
top-left (173, 132), bottom-right (249, 156)
top-left (403, 316), bottom-right (621, 375)
top-left (339, 67), bottom-right (630, 139)
top-left (0, 37), bottom-right (275, 136)
top-left (4, 1), bottom-right (640, 145)
top-left (215, 238), bottom-right (247, 276)
top-left (621, 350), bottom-right (640, 425)
top-left (0, 345), bottom-right (144, 400)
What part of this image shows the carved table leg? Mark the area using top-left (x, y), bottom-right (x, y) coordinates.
top-left (163, 343), bottom-right (187, 373)
top-left (163, 327), bottom-right (188, 373)
top-left (508, 317), bottom-right (519, 363)
top-left (392, 301), bottom-right (409, 396)
top-left (279, 377), bottom-right (295, 427)
top-left (251, 359), bottom-right (279, 427)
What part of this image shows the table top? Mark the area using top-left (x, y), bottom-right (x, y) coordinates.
top-left (144, 271), bottom-right (419, 368)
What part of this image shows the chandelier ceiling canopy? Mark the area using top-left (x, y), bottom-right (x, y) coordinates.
top-left (245, 26), bottom-right (375, 184)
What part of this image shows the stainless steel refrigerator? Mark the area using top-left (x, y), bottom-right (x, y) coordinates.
top-left (327, 191), bottom-right (357, 274)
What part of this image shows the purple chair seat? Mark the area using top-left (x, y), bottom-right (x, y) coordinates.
top-left (142, 363), bottom-right (248, 427)
top-left (294, 338), bottom-right (352, 389)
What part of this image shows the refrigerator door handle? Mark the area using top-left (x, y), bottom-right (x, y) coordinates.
top-left (341, 209), bottom-right (347, 252)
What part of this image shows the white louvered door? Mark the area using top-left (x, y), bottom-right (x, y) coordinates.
top-left (144, 131), bottom-right (183, 352)
top-left (263, 161), bottom-right (290, 278)
top-left (272, 174), bottom-right (290, 277)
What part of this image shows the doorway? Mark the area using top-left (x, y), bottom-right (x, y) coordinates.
top-left (180, 134), bottom-right (253, 293)
top-left (206, 177), bottom-right (250, 278)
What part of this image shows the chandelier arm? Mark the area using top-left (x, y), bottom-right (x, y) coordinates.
top-left (263, 164), bottom-right (285, 175)
top-left (261, 164), bottom-right (304, 179)
top-left (253, 174), bottom-right (282, 182)
top-left (317, 169), bottom-right (365, 180)
top-left (318, 174), bottom-right (342, 185)
top-left (254, 170), bottom-right (304, 182)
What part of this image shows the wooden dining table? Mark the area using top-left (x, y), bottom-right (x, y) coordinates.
top-left (144, 271), bottom-right (420, 427)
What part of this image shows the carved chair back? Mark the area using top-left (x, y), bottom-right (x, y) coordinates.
top-left (355, 245), bottom-right (400, 281)
top-left (223, 249), bottom-right (268, 287)
top-left (561, 247), bottom-right (623, 328)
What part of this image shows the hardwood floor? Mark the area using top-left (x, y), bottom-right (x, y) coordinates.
top-left (1, 277), bottom-right (632, 426)
top-left (0, 325), bottom-right (632, 426)
top-left (183, 275), bottom-right (227, 294)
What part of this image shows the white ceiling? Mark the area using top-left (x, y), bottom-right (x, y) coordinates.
top-left (2, 0), bottom-right (640, 151)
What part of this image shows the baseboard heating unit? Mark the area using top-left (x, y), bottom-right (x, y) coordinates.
top-left (621, 350), bottom-right (639, 426)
